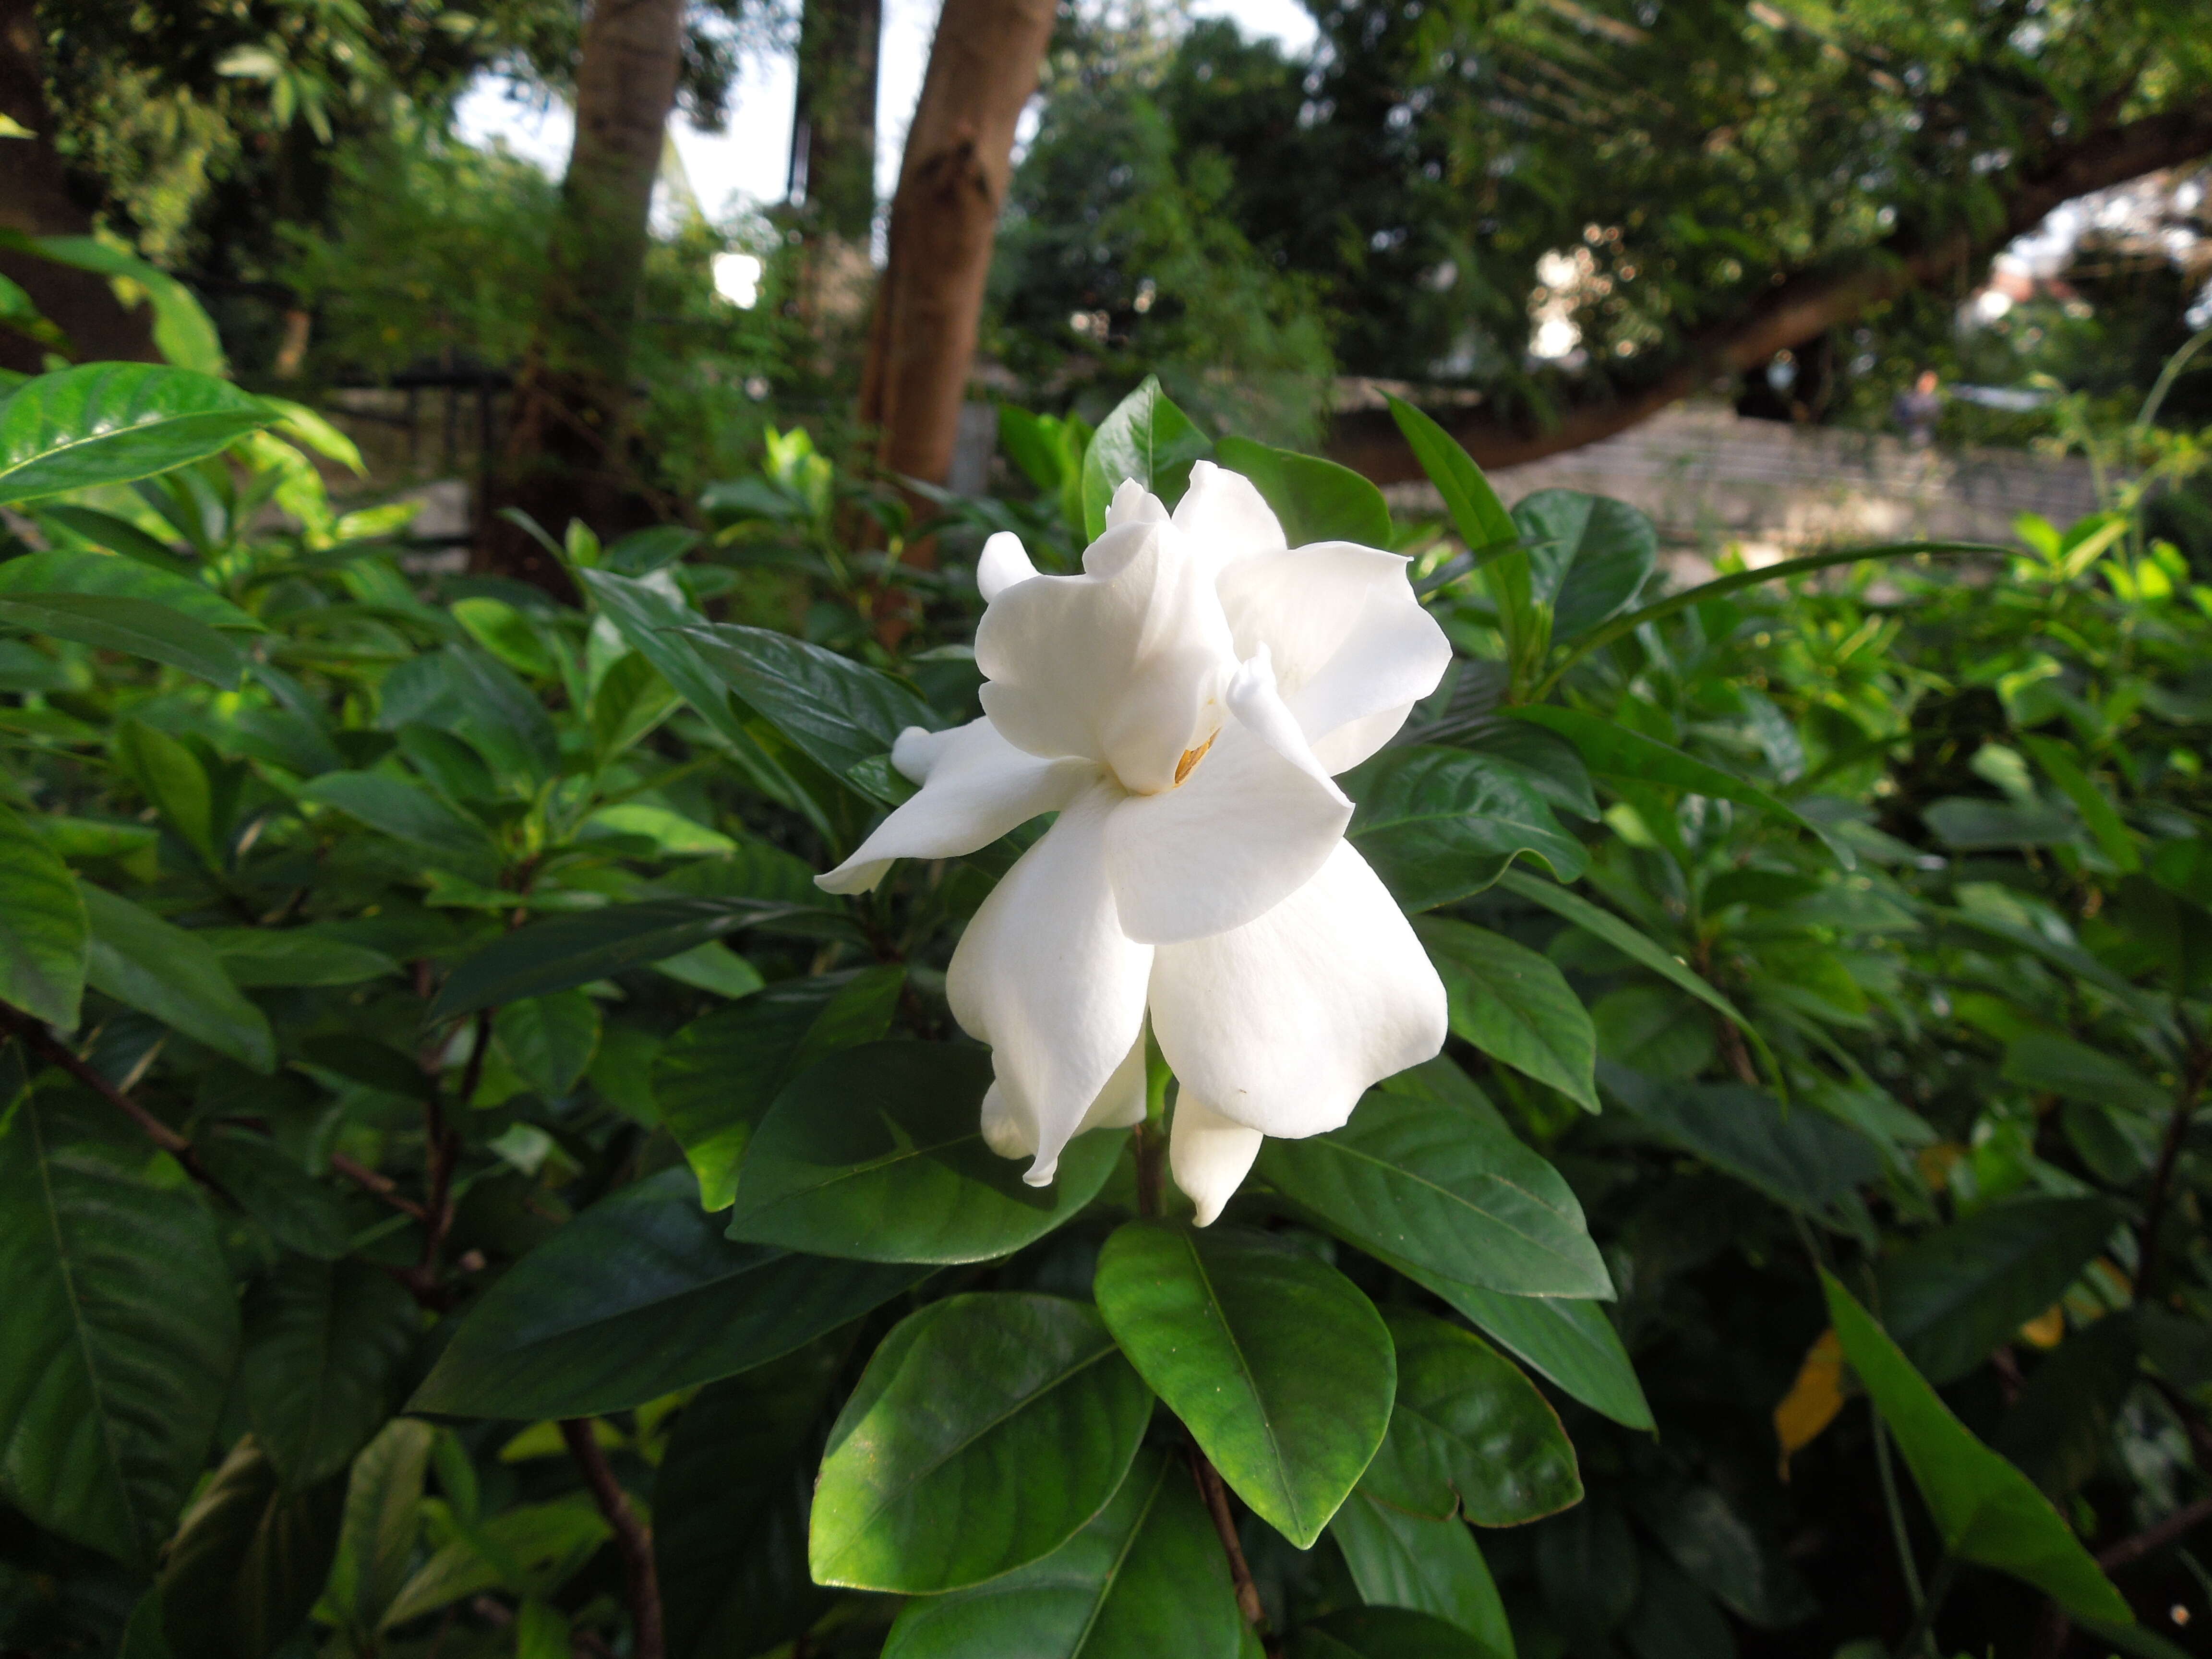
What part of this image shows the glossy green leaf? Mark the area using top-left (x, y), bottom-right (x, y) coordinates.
top-left (882, 1445), bottom-right (1245, 1659)
top-left (431, 898), bottom-right (793, 1019)
top-left (2000, 1029), bottom-right (2167, 1115)
top-left (197, 926), bottom-right (399, 989)
top-left (650, 938), bottom-right (765, 998)
top-left (0, 799), bottom-right (87, 1028)
top-left (577, 568), bottom-right (757, 753)
top-left (1924, 795), bottom-right (2079, 851)
top-left (811, 1293), bottom-right (1154, 1591)
top-left (377, 1495), bottom-right (609, 1629)
top-left (1509, 706), bottom-right (1848, 866)
top-left (1512, 488), bottom-right (1657, 643)
top-left (1876, 1196), bottom-right (2122, 1385)
top-left (1599, 1069), bottom-right (1881, 1217)
top-left (324, 1417), bottom-right (436, 1641)
top-left (682, 620), bottom-right (937, 792)
top-left (1494, 869), bottom-right (1777, 1095)
top-left (194, 1128), bottom-right (353, 1259)
top-left (1820, 1273), bottom-right (2130, 1623)
top-left (1536, 541), bottom-right (1995, 697)
top-left (1416, 918), bottom-right (1598, 1111)
top-left (494, 991), bottom-right (601, 1098)
top-left (443, 644), bottom-right (560, 788)
top-left (1214, 434), bottom-right (1393, 547)
top-left (1093, 1220), bottom-right (1395, 1547)
top-left (730, 1042), bottom-right (1126, 1264)
top-left (1081, 375), bottom-right (1213, 538)
top-left (156, 1436), bottom-right (346, 1659)
top-left (82, 884), bottom-right (274, 1071)
top-left (1361, 1308), bottom-right (1580, 1525)
top-left (1346, 746), bottom-right (1587, 910)
top-left (587, 649), bottom-right (681, 757)
top-left (299, 770), bottom-right (502, 884)
top-left (25, 238), bottom-right (228, 374)
top-left (2019, 734), bottom-right (2139, 872)
top-left (656, 1341), bottom-right (843, 1659)
top-left (115, 718), bottom-right (217, 864)
top-left (1292, 1605), bottom-right (1507, 1659)
top-left (34, 502), bottom-right (187, 570)
top-left (0, 363), bottom-right (272, 505)
top-left (410, 1166), bottom-right (926, 1418)
top-left (0, 592), bottom-right (246, 686)
top-left (1327, 1492), bottom-right (1513, 1653)
top-left (1386, 396), bottom-right (1516, 555)
top-left (1393, 1268), bottom-right (1653, 1432)
top-left (1258, 1085), bottom-right (1609, 1298)
top-left (0, 1091), bottom-right (238, 1566)
top-left (239, 1258), bottom-right (419, 1490)
top-left (654, 967), bottom-right (905, 1209)
top-left (0, 549), bottom-right (257, 632)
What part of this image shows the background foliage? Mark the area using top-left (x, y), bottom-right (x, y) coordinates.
top-left (0, 332), bottom-right (2206, 1659)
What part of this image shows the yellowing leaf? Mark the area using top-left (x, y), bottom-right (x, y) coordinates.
top-left (1774, 1327), bottom-right (1845, 1479)
top-left (2018, 1307), bottom-right (2066, 1349)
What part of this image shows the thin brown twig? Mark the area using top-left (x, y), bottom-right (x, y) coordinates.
top-left (2098, 1491), bottom-right (2212, 1572)
top-left (2035, 1491), bottom-right (2212, 1658)
top-left (1188, 1443), bottom-right (1269, 1639)
top-left (328, 1151), bottom-right (429, 1221)
top-left (560, 1419), bottom-right (664, 1659)
top-left (0, 1005), bottom-right (226, 1196)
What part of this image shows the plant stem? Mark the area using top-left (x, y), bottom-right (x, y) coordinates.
top-left (1893, 1555), bottom-right (1956, 1659)
top-left (2135, 1039), bottom-right (2212, 1299)
top-left (0, 1004), bottom-right (226, 1196)
top-left (1188, 1443), bottom-right (1268, 1637)
top-left (1871, 1411), bottom-right (1926, 1611)
top-left (559, 1419), bottom-right (663, 1659)
top-left (328, 1151), bottom-right (429, 1220)
top-left (1134, 1122), bottom-right (1164, 1218)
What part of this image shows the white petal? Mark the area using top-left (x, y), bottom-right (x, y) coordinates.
top-left (977, 532), bottom-right (1038, 601)
top-left (1108, 478), bottom-right (1168, 528)
top-left (1169, 1094), bottom-right (1263, 1226)
top-left (1104, 686), bottom-right (1352, 945)
top-left (976, 517), bottom-right (1234, 794)
top-left (946, 783), bottom-right (1154, 1185)
top-left (1149, 840), bottom-right (1447, 1138)
top-left (1173, 461), bottom-right (1286, 574)
top-left (1214, 542), bottom-right (1451, 766)
top-left (1225, 645), bottom-right (1348, 801)
top-left (980, 1082), bottom-right (1034, 1159)
top-left (817, 718), bottom-right (1099, 893)
top-left (1079, 1028), bottom-right (1152, 1133)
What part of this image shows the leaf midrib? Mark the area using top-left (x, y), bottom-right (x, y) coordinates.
top-left (1304, 1134), bottom-right (1590, 1267)
top-left (30, 1109), bottom-right (142, 1559)
top-left (820, 1339), bottom-right (1121, 1577)
top-left (1178, 1233), bottom-right (1301, 1530)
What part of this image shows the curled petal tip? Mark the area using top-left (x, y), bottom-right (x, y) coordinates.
top-left (1170, 1096), bottom-right (1264, 1227)
top-left (977, 532), bottom-right (1039, 602)
top-left (1022, 1159), bottom-right (1058, 1188)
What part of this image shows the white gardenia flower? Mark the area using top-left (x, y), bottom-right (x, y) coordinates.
top-left (818, 462), bottom-right (1453, 1224)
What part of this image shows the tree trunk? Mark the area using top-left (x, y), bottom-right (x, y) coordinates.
top-left (0, 0), bottom-right (157, 373)
top-left (1327, 99), bottom-right (2212, 481)
top-left (788, 0), bottom-right (881, 343)
top-left (482, 0), bottom-right (685, 595)
top-left (859, 0), bottom-right (1053, 541)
